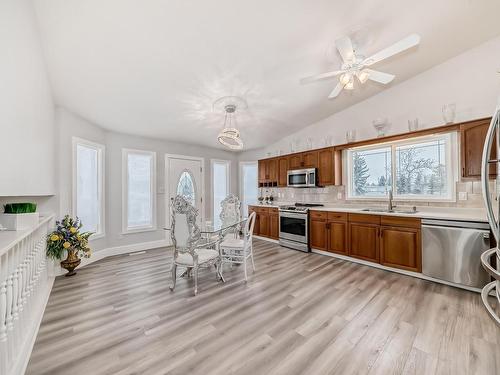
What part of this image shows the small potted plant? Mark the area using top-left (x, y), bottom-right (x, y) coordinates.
top-left (46, 215), bottom-right (93, 276)
top-left (0, 203), bottom-right (39, 230)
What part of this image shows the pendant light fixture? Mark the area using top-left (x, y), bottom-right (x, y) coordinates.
top-left (213, 96), bottom-right (247, 150)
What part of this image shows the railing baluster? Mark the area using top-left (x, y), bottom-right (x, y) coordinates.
top-left (0, 215), bottom-right (54, 375)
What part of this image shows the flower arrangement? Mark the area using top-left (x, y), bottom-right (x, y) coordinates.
top-left (46, 215), bottom-right (93, 260)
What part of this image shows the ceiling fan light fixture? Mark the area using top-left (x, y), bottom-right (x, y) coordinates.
top-left (344, 78), bottom-right (354, 90)
top-left (357, 70), bottom-right (370, 84)
top-left (339, 73), bottom-right (352, 85)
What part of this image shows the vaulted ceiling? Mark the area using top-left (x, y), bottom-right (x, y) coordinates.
top-left (34, 0), bottom-right (500, 150)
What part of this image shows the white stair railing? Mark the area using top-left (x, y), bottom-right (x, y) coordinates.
top-left (0, 215), bottom-right (54, 375)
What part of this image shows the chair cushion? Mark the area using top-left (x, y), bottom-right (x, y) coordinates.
top-left (220, 238), bottom-right (244, 248)
top-left (176, 248), bottom-right (219, 266)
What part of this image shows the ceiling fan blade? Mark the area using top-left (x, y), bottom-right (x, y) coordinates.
top-left (335, 36), bottom-right (355, 62)
top-left (328, 83), bottom-right (343, 99)
top-left (365, 69), bottom-right (395, 84)
top-left (362, 34), bottom-right (421, 66)
top-left (300, 70), bottom-right (344, 84)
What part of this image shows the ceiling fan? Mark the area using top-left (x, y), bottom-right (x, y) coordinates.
top-left (301, 33), bottom-right (421, 99)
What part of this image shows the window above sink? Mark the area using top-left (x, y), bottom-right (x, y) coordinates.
top-left (346, 133), bottom-right (457, 202)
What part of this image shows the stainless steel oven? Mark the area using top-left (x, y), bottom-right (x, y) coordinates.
top-left (279, 207), bottom-right (309, 252)
top-left (287, 168), bottom-right (317, 188)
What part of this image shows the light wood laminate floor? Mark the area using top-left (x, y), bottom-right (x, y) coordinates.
top-left (27, 239), bottom-right (499, 375)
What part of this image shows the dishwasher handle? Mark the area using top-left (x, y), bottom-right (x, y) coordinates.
top-left (421, 219), bottom-right (490, 230)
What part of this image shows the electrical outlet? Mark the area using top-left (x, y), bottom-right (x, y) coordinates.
top-left (458, 191), bottom-right (468, 201)
top-left (337, 192), bottom-right (343, 200)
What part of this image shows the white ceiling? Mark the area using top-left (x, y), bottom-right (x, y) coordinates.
top-left (34, 0), bottom-right (500, 151)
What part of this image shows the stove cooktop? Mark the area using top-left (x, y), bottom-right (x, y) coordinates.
top-left (279, 203), bottom-right (324, 212)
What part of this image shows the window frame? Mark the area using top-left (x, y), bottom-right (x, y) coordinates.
top-left (239, 161), bottom-right (258, 218)
top-left (122, 148), bottom-right (157, 234)
top-left (345, 132), bottom-right (457, 202)
top-left (72, 137), bottom-right (105, 239)
top-left (211, 159), bottom-right (231, 225)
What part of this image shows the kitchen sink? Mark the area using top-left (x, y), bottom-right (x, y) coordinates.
top-left (361, 208), bottom-right (418, 214)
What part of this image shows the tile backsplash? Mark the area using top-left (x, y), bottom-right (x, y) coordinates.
top-left (261, 180), bottom-right (496, 208)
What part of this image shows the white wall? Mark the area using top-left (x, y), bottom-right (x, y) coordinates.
top-left (0, 0), bottom-right (55, 196)
top-left (57, 108), bottom-right (239, 251)
top-left (239, 36), bottom-right (500, 161)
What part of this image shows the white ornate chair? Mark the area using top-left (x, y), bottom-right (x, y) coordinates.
top-left (169, 195), bottom-right (222, 296)
top-left (219, 211), bottom-right (256, 282)
top-left (218, 194), bottom-right (242, 240)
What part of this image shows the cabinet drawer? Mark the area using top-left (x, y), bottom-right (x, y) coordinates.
top-left (348, 213), bottom-right (381, 225)
top-left (269, 207), bottom-right (279, 215)
top-left (310, 210), bottom-right (328, 220)
top-left (381, 216), bottom-right (420, 228)
top-left (327, 212), bottom-right (347, 222)
top-left (255, 207), bottom-right (270, 214)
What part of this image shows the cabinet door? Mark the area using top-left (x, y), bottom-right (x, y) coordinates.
top-left (269, 212), bottom-right (279, 239)
top-left (318, 148), bottom-right (334, 186)
top-left (302, 151), bottom-right (318, 168)
top-left (249, 208), bottom-right (259, 236)
top-left (259, 213), bottom-right (270, 237)
top-left (328, 221), bottom-right (347, 255)
top-left (348, 223), bottom-right (379, 262)
top-left (288, 154), bottom-right (302, 170)
top-left (268, 158), bottom-right (278, 183)
top-left (258, 160), bottom-right (267, 183)
top-left (380, 226), bottom-right (421, 272)
top-left (310, 219), bottom-right (328, 250)
top-left (461, 119), bottom-right (496, 178)
top-left (277, 157), bottom-right (288, 187)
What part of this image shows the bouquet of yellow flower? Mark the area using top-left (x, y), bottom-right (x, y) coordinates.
top-left (46, 215), bottom-right (93, 260)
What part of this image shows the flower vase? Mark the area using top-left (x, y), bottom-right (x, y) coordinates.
top-left (60, 248), bottom-right (81, 277)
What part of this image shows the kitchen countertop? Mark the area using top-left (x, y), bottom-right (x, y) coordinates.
top-left (249, 203), bottom-right (489, 223)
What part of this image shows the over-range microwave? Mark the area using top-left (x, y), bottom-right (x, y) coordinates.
top-left (287, 168), bottom-right (317, 188)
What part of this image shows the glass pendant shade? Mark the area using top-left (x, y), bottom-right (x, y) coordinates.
top-left (217, 104), bottom-right (243, 150)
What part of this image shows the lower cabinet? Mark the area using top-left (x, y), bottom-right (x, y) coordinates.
top-left (248, 206), bottom-right (278, 240)
top-left (309, 211), bottom-right (422, 273)
top-left (380, 226), bottom-right (421, 272)
top-left (310, 217), bottom-right (328, 250)
top-left (269, 209), bottom-right (279, 240)
top-left (328, 221), bottom-right (348, 255)
top-left (348, 223), bottom-right (380, 262)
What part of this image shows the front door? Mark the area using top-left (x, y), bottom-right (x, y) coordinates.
top-left (166, 155), bottom-right (204, 227)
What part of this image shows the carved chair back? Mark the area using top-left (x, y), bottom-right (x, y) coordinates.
top-left (219, 194), bottom-right (241, 234)
top-left (170, 195), bottom-right (201, 261)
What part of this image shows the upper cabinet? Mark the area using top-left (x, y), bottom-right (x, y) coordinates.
top-left (277, 157), bottom-right (288, 187)
top-left (258, 158), bottom-right (278, 185)
top-left (460, 118), bottom-right (496, 179)
top-left (318, 148), bottom-right (334, 186)
top-left (258, 147), bottom-right (338, 187)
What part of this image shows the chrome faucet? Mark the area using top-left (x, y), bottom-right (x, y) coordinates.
top-left (388, 190), bottom-right (394, 212)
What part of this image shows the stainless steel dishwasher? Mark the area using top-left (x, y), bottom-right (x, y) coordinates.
top-left (422, 219), bottom-right (491, 288)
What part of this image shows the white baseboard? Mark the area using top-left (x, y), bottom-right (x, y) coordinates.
top-left (15, 276), bottom-right (55, 375)
top-left (311, 248), bottom-right (482, 294)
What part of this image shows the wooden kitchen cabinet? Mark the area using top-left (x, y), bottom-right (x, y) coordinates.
top-left (288, 154), bottom-right (302, 170)
top-left (460, 118), bottom-right (496, 179)
top-left (348, 214), bottom-right (381, 263)
top-left (310, 211), bottom-right (328, 250)
top-left (328, 221), bottom-right (348, 255)
top-left (302, 151), bottom-right (318, 168)
top-left (318, 148), bottom-right (334, 186)
top-left (380, 226), bottom-right (421, 272)
top-left (269, 208), bottom-right (279, 240)
top-left (248, 206), bottom-right (260, 236)
top-left (309, 211), bottom-right (347, 254)
top-left (348, 222), bottom-right (380, 262)
top-left (277, 157), bottom-right (288, 187)
top-left (258, 158), bottom-right (278, 185)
